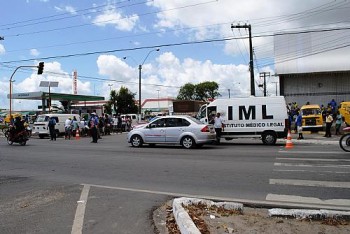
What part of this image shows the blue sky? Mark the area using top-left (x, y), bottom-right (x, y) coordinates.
top-left (1, 0), bottom-right (350, 110)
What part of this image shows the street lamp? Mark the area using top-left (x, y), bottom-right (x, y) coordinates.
top-left (108, 84), bottom-right (113, 91)
top-left (124, 48), bottom-right (160, 119)
top-left (39, 81), bottom-right (59, 113)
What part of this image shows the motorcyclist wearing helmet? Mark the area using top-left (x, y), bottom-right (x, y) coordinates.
top-left (9, 116), bottom-right (25, 140)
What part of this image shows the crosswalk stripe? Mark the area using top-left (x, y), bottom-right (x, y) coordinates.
top-left (270, 179), bottom-right (350, 188)
top-left (273, 169), bottom-right (350, 174)
top-left (279, 150), bottom-right (344, 155)
top-left (276, 157), bottom-right (350, 162)
top-left (274, 162), bottom-right (350, 168)
top-left (266, 194), bottom-right (350, 207)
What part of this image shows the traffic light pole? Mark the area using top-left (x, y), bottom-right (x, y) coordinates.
top-left (9, 63), bottom-right (44, 121)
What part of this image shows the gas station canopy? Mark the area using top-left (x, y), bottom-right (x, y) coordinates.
top-left (7, 91), bottom-right (104, 102)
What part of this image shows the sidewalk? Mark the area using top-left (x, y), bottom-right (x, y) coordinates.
top-left (280, 131), bottom-right (341, 145)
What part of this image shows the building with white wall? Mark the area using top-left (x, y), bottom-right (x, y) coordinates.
top-left (275, 30), bottom-right (350, 106)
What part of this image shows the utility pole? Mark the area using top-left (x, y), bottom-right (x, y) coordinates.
top-left (272, 82), bottom-right (278, 96)
top-left (231, 23), bottom-right (255, 96)
top-left (228, 89), bottom-right (231, 99)
top-left (259, 72), bottom-right (270, 97)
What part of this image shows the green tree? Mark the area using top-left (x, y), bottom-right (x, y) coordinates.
top-left (177, 83), bottom-right (196, 100)
top-left (195, 81), bottom-right (220, 101)
top-left (105, 86), bottom-right (138, 115)
top-left (177, 81), bottom-right (220, 101)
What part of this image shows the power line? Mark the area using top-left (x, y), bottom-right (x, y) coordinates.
top-left (0, 0), bottom-right (148, 30)
top-left (2, 0), bottom-right (217, 38)
top-left (0, 62), bottom-right (181, 89)
top-left (2, 26), bottom-right (350, 66)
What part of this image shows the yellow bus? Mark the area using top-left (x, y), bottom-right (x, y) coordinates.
top-left (300, 104), bottom-right (324, 132)
top-left (4, 113), bottom-right (22, 124)
top-left (339, 102), bottom-right (350, 126)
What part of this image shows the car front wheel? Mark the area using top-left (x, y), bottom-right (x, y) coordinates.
top-left (130, 135), bottom-right (143, 147)
top-left (181, 136), bottom-right (196, 149)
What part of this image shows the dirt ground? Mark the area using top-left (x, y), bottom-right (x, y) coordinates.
top-left (153, 200), bottom-right (350, 234)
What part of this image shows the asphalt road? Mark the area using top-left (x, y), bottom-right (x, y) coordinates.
top-left (0, 133), bottom-right (349, 233)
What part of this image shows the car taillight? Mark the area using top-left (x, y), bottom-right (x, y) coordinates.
top-left (201, 125), bottom-right (209, 132)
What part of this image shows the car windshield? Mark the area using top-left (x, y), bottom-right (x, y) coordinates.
top-left (36, 115), bottom-right (49, 122)
top-left (301, 108), bottom-right (321, 115)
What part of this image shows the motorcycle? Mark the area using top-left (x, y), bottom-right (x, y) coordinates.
top-left (24, 122), bottom-right (32, 138)
top-left (339, 127), bottom-right (350, 152)
top-left (7, 129), bottom-right (29, 146)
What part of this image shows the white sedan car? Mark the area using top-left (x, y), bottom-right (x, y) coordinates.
top-left (127, 115), bottom-right (216, 149)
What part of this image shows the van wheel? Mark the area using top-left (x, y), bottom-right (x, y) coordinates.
top-left (181, 136), bottom-right (196, 149)
top-left (262, 132), bottom-right (277, 145)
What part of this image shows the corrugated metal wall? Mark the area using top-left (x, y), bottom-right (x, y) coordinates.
top-left (281, 72), bottom-right (350, 107)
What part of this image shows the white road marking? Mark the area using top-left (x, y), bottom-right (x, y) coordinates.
top-left (279, 150), bottom-right (345, 155)
top-left (71, 184), bottom-right (90, 234)
top-left (273, 169), bottom-right (350, 174)
top-left (274, 162), bottom-right (350, 168)
top-left (269, 179), bottom-right (350, 188)
top-left (276, 157), bottom-right (350, 162)
top-left (80, 183), bottom-right (350, 211)
top-left (266, 194), bottom-right (350, 207)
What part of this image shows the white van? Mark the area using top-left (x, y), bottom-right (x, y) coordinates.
top-left (197, 96), bottom-right (289, 145)
top-left (32, 113), bottom-right (81, 139)
top-left (120, 114), bottom-right (139, 130)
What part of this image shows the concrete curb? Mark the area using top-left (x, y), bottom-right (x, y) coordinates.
top-left (269, 208), bottom-right (350, 220)
top-left (173, 197), bottom-right (243, 234)
top-left (173, 198), bottom-right (350, 233)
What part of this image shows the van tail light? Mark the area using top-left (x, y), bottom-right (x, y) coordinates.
top-left (201, 125), bottom-right (209, 132)
top-left (285, 118), bottom-right (289, 129)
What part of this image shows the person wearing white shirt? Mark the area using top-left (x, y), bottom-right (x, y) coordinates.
top-left (64, 117), bottom-right (72, 139)
top-left (214, 112), bottom-right (224, 144)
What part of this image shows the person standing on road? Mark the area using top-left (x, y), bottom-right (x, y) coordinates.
top-left (48, 117), bottom-right (56, 141)
top-left (117, 115), bottom-right (123, 134)
top-left (89, 113), bottom-right (98, 143)
top-left (335, 110), bottom-right (343, 135)
top-left (214, 112), bottom-right (224, 144)
top-left (296, 111), bottom-right (304, 140)
top-left (324, 111), bottom-right (333, 138)
top-left (64, 117), bottom-right (72, 139)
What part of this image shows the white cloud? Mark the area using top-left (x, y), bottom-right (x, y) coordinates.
top-left (30, 49), bottom-right (40, 57)
top-left (54, 5), bottom-right (77, 15)
top-left (95, 52), bottom-right (254, 101)
top-left (0, 44), bottom-right (5, 54)
top-left (92, 5), bottom-right (139, 31)
top-left (148, 0), bottom-right (350, 64)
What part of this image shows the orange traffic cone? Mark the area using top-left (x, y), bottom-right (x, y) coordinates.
top-left (285, 130), bottom-right (293, 149)
top-left (75, 129), bottom-right (80, 140)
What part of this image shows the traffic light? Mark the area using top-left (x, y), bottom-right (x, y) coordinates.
top-left (37, 62), bottom-right (44, 75)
